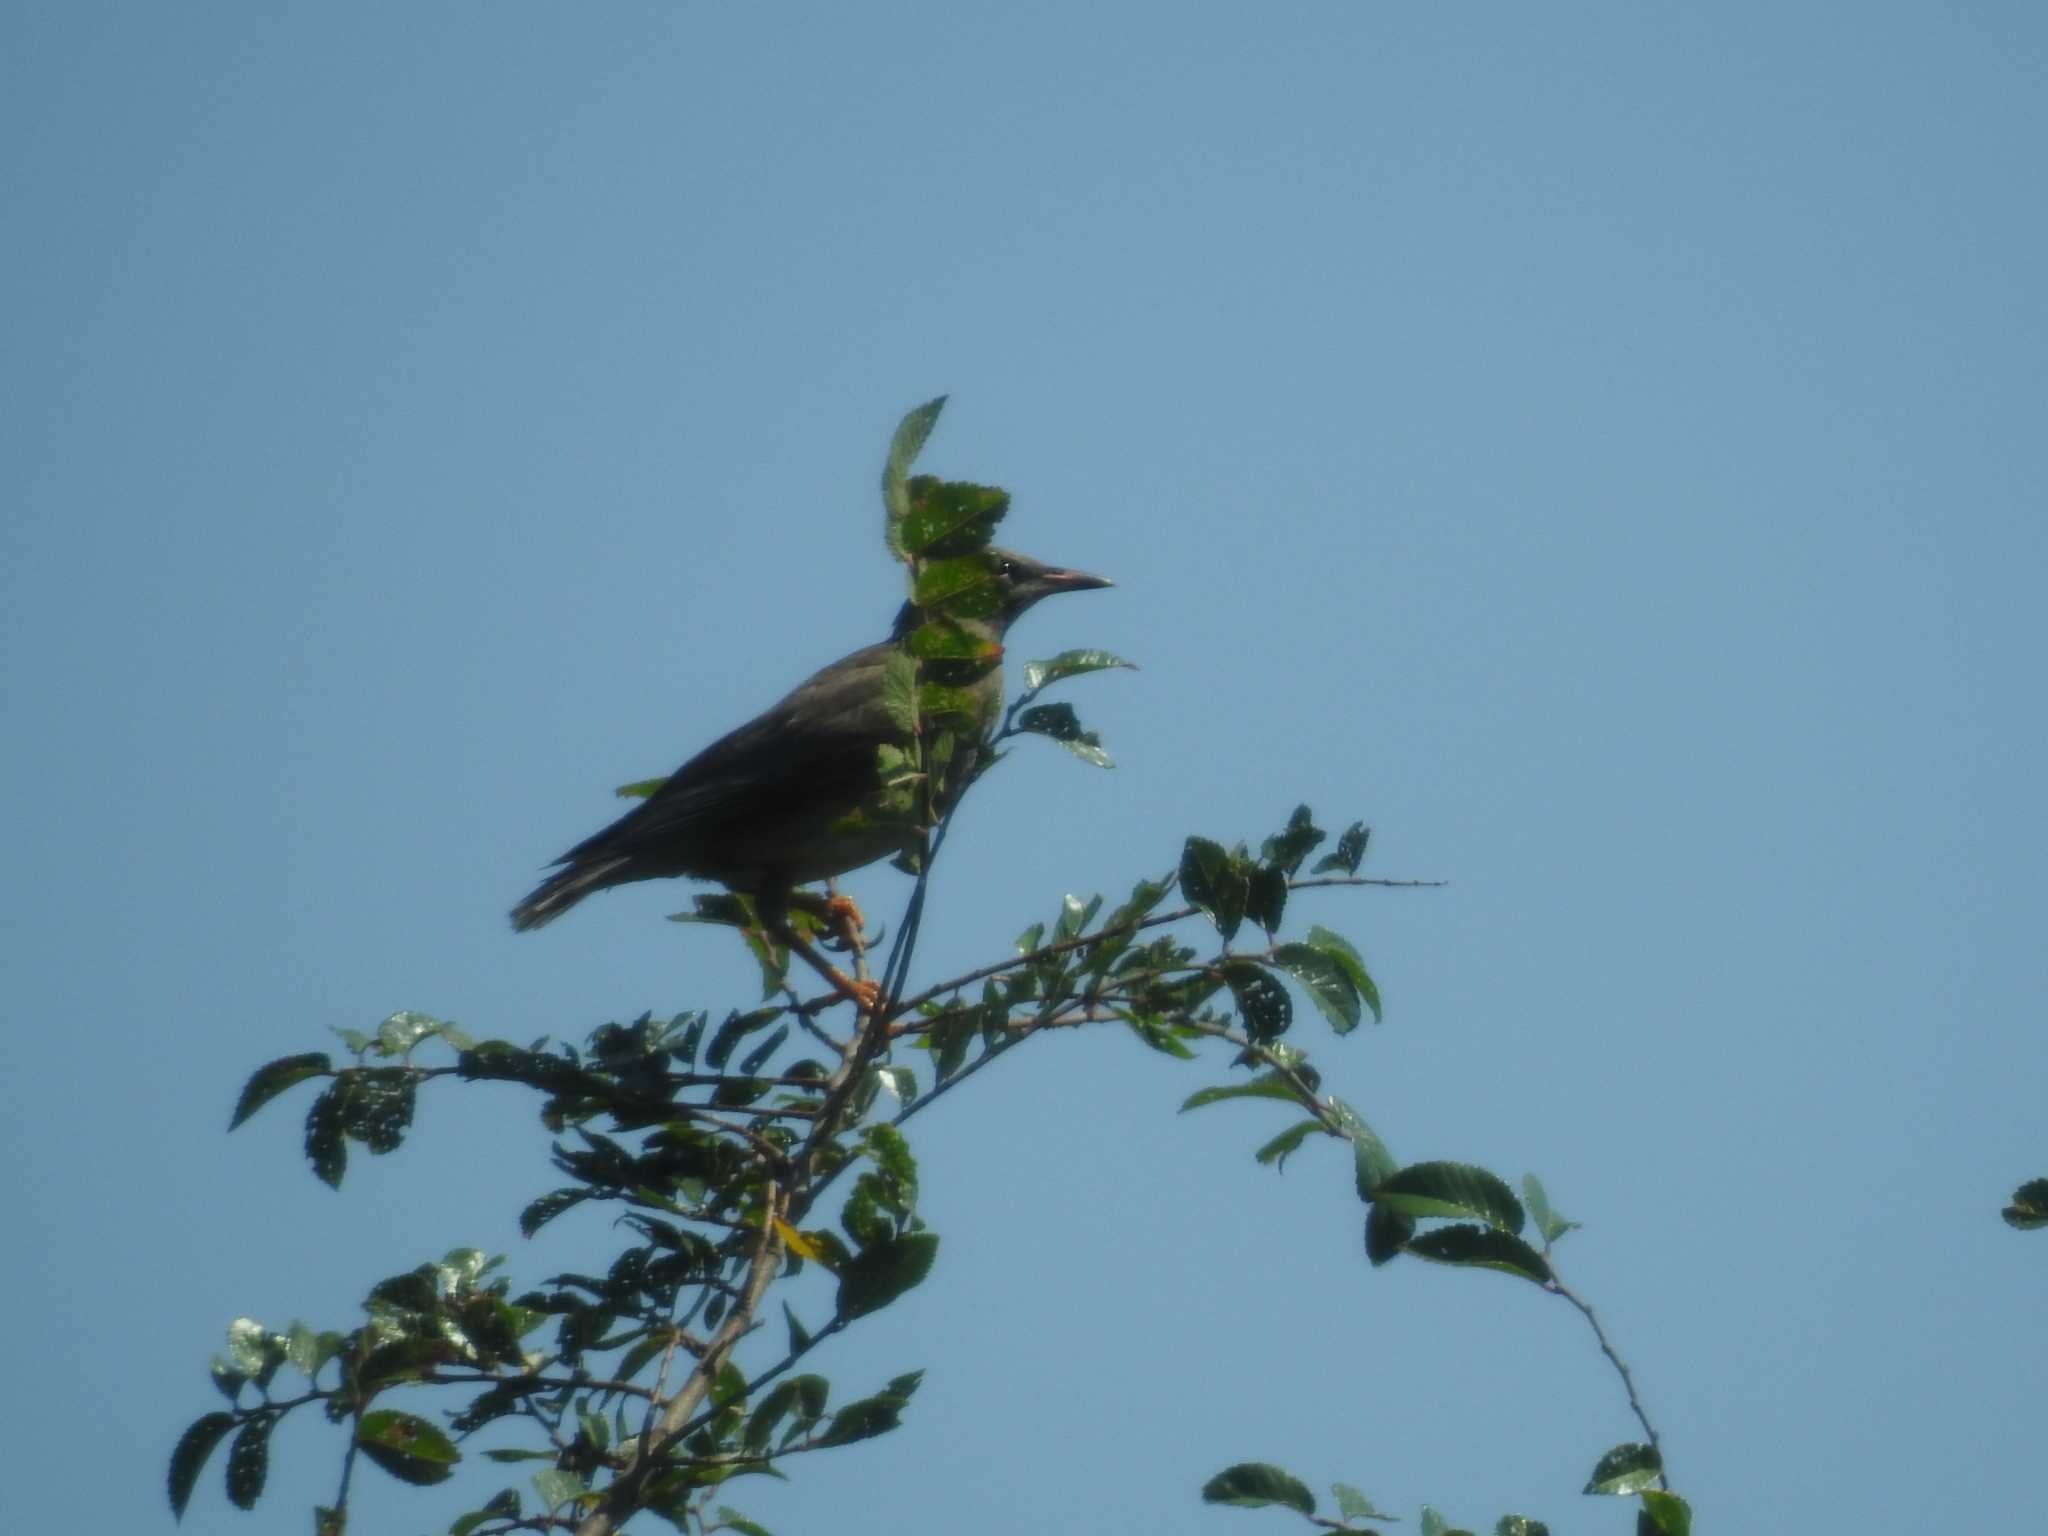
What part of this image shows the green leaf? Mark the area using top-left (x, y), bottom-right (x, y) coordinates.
top-left (1222, 959), bottom-right (1292, 1042)
top-left (1180, 1073), bottom-right (1305, 1112)
top-left (1364, 1203), bottom-right (1414, 1265)
top-left (1405, 1225), bottom-right (1553, 1284)
top-left (835, 1232), bottom-right (939, 1319)
top-left (880, 650), bottom-right (919, 738)
top-left (614, 776), bottom-right (668, 799)
top-left (906, 616), bottom-right (1000, 661)
top-left (882, 396), bottom-right (947, 540)
top-left (230, 1053), bottom-right (331, 1130)
top-left (532, 1468), bottom-right (590, 1511)
top-left (738, 1025), bottom-right (791, 1077)
top-left (1200, 1462), bottom-right (1317, 1514)
top-left (1180, 837), bottom-right (1247, 941)
top-left (2002, 1177), bottom-right (2048, 1230)
top-left (224, 1415), bottom-right (272, 1510)
top-left (357, 1410), bottom-right (460, 1486)
top-left (1421, 1506), bottom-right (1449, 1536)
top-left (705, 1007), bottom-right (784, 1072)
top-left (1245, 863), bottom-right (1287, 934)
top-left (816, 1370), bottom-right (924, 1448)
top-left (1496, 1518), bottom-right (1551, 1536)
top-left (1021, 648), bottom-right (1137, 691)
top-left (1272, 943), bottom-right (1361, 1034)
top-left (1522, 1173), bottom-right (1581, 1244)
top-left (899, 478), bottom-right (1009, 558)
top-left (1585, 1443), bottom-right (1663, 1496)
top-left (1253, 1120), bottom-right (1325, 1170)
top-left (1305, 925), bottom-right (1381, 1023)
top-left (1637, 1489), bottom-right (1690, 1535)
top-left (168, 1411), bottom-right (236, 1517)
top-left (1374, 1161), bottom-right (1525, 1233)
top-left (1311, 820), bottom-right (1369, 875)
top-left (304, 1083), bottom-right (347, 1188)
top-left (1122, 1012), bottom-right (1198, 1058)
top-left (340, 1070), bottom-right (415, 1154)
top-left (1014, 702), bottom-right (1113, 767)
top-left (1324, 1096), bottom-right (1397, 1195)
top-left (914, 553), bottom-right (1005, 618)
top-left (1260, 804), bottom-right (1326, 876)
top-left (375, 1010), bottom-right (441, 1054)
top-left (1333, 1484), bottom-right (1396, 1521)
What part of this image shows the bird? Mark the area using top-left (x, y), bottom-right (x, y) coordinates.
top-left (510, 548), bottom-right (1112, 941)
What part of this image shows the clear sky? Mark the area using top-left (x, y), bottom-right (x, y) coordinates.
top-left (5, 4), bottom-right (2043, 1532)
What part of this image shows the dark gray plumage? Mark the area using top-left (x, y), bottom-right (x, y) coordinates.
top-left (511, 550), bottom-right (1109, 931)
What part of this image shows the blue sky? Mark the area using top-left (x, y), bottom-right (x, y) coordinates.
top-left (5, 4), bottom-right (2043, 1532)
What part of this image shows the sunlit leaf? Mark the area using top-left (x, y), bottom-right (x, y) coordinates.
top-left (1201, 1463), bottom-right (1316, 1514)
top-left (1585, 1443), bottom-right (1663, 1497)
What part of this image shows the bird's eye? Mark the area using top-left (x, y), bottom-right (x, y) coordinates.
top-left (994, 558), bottom-right (1014, 577)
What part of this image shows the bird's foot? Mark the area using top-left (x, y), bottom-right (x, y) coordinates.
top-left (789, 887), bottom-right (871, 952)
top-left (826, 971), bottom-right (883, 1013)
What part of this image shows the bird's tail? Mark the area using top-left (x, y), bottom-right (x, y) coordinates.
top-left (509, 855), bottom-right (632, 932)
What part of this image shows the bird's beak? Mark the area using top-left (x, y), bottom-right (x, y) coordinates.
top-left (1038, 565), bottom-right (1113, 593)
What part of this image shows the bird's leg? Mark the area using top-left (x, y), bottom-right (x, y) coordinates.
top-left (758, 888), bottom-right (880, 1013)
top-left (776, 925), bottom-right (881, 1013)
top-left (788, 884), bottom-right (871, 953)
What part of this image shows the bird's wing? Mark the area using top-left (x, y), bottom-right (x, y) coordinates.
top-left (552, 640), bottom-right (902, 866)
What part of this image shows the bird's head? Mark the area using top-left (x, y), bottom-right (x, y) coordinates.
top-left (984, 548), bottom-right (1114, 630)
top-left (891, 547), bottom-right (1112, 642)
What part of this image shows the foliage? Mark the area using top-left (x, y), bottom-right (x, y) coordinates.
top-left (174, 402), bottom-right (1681, 1534)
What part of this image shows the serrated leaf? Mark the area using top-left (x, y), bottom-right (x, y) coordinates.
top-left (1179, 836), bottom-right (1247, 941)
top-left (1405, 1225), bottom-right (1552, 1283)
top-left (1200, 1463), bottom-right (1316, 1514)
top-left (230, 1053), bottom-right (331, 1130)
top-left (1374, 1161), bottom-right (1525, 1233)
top-left (375, 1010), bottom-right (440, 1053)
top-left (224, 1415), bottom-right (271, 1510)
top-left (738, 1024), bottom-right (790, 1077)
top-left (1260, 803), bottom-right (1326, 876)
top-left (168, 1411), bottom-right (236, 1517)
top-left (905, 616), bottom-right (1000, 661)
top-left (532, 1468), bottom-right (590, 1511)
top-left (1021, 648), bottom-right (1137, 691)
top-left (1638, 1489), bottom-right (1690, 1535)
top-left (1254, 1119), bottom-right (1324, 1170)
top-left (304, 1083), bottom-right (346, 1188)
top-left (1522, 1172), bottom-right (1581, 1244)
top-left (1223, 960), bottom-right (1292, 1042)
top-left (356, 1411), bottom-right (459, 1486)
top-left (1333, 1483), bottom-right (1395, 1521)
top-left (1272, 943), bottom-right (1361, 1034)
top-left (1246, 863), bottom-right (1287, 933)
top-left (1304, 925), bottom-right (1379, 1022)
top-left (2003, 1177), bottom-right (2048, 1230)
top-left (1585, 1442), bottom-right (1662, 1496)
top-left (882, 396), bottom-right (947, 538)
top-left (1324, 1096), bottom-right (1397, 1195)
top-left (1364, 1202), bottom-right (1414, 1265)
top-left (835, 1232), bottom-right (938, 1319)
top-left (913, 554), bottom-right (1005, 618)
top-left (1180, 1073), bottom-right (1304, 1112)
top-left (880, 650), bottom-right (919, 737)
top-left (705, 1007), bottom-right (783, 1072)
top-left (1311, 820), bottom-right (1369, 875)
top-left (898, 478), bottom-right (1008, 558)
